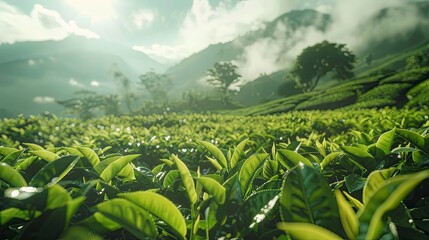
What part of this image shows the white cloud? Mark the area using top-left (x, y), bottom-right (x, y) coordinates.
top-left (235, 0), bottom-right (428, 81)
top-left (33, 96), bottom-right (56, 104)
top-left (90, 80), bottom-right (100, 87)
top-left (0, 2), bottom-right (99, 44)
top-left (133, 9), bottom-right (156, 29)
top-left (133, 0), bottom-right (294, 63)
top-left (69, 78), bottom-right (85, 88)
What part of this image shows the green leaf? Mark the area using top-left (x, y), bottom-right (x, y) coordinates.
top-left (396, 129), bottom-right (429, 155)
top-left (362, 167), bottom-right (396, 205)
top-left (344, 173), bottom-right (366, 193)
top-left (0, 162), bottom-right (27, 187)
top-left (376, 128), bottom-right (396, 157)
top-left (30, 150), bottom-right (60, 162)
top-left (262, 159), bottom-right (279, 179)
top-left (1, 149), bottom-right (24, 165)
top-left (197, 176), bottom-right (226, 204)
top-left (239, 190), bottom-right (279, 232)
top-left (15, 156), bottom-right (37, 171)
top-left (230, 138), bottom-right (248, 168)
top-left (0, 146), bottom-right (19, 156)
top-left (340, 146), bottom-right (376, 171)
top-left (276, 149), bottom-right (314, 170)
top-left (335, 190), bottom-right (358, 240)
top-left (199, 141), bottom-right (227, 169)
top-left (342, 191), bottom-right (363, 210)
top-left (206, 156), bottom-right (223, 171)
top-left (358, 169), bottom-right (429, 240)
top-left (0, 207), bottom-right (32, 225)
top-left (172, 155), bottom-right (197, 205)
top-left (23, 143), bottom-right (44, 151)
top-left (280, 164), bottom-right (344, 236)
top-left (29, 155), bottom-right (80, 187)
top-left (76, 147), bottom-right (101, 167)
top-left (163, 169), bottom-right (180, 188)
top-left (99, 154), bottom-right (140, 182)
top-left (277, 222), bottom-right (343, 240)
top-left (119, 191), bottom-right (187, 239)
top-left (95, 198), bottom-right (157, 238)
top-left (238, 153), bottom-right (269, 196)
top-left (78, 212), bottom-right (121, 235)
top-left (320, 152), bottom-right (341, 170)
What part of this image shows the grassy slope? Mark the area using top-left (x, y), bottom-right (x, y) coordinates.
top-left (230, 43), bottom-right (429, 116)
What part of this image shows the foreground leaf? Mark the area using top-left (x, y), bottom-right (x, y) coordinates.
top-left (95, 198), bottom-right (157, 238)
top-left (119, 191), bottom-right (187, 239)
top-left (277, 222), bottom-right (343, 240)
top-left (280, 164), bottom-right (344, 236)
top-left (358, 169), bottom-right (429, 240)
top-left (99, 154), bottom-right (140, 182)
top-left (197, 176), bottom-right (226, 204)
top-left (29, 155), bottom-right (80, 187)
top-left (0, 162), bottom-right (28, 187)
top-left (238, 153), bottom-right (269, 196)
top-left (199, 141), bottom-right (227, 169)
top-left (172, 155), bottom-right (197, 205)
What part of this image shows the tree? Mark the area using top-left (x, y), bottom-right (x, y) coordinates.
top-left (110, 64), bottom-right (136, 114)
top-left (138, 69), bottom-right (170, 102)
top-left (292, 41), bottom-right (356, 92)
top-left (206, 62), bottom-right (241, 104)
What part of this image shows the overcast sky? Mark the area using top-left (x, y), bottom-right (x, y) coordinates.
top-left (0, 0), bottom-right (422, 64)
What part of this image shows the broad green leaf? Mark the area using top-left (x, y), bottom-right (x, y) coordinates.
top-left (320, 152), bottom-right (341, 170)
top-left (163, 170), bottom-right (180, 188)
top-left (396, 129), bottom-right (429, 154)
top-left (0, 207), bottom-right (32, 225)
top-left (63, 147), bottom-right (82, 156)
top-left (197, 176), bottom-right (226, 204)
top-left (343, 191), bottom-right (363, 210)
top-left (344, 173), bottom-right (366, 193)
top-left (277, 222), bottom-right (343, 240)
top-left (199, 141), bottom-right (227, 169)
top-left (29, 155), bottom-right (80, 187)
top-left (172, 155), bottom-right (197, 205)
top-left (1, 150), bottom-right (23, 165)
top-left (335, 190), bottom-right (358, 240)
top-left (262, 159), bottom-right (279, 179)
top-left (358, 169), bottom-right (429, 240)
top-left (95, 156), bottom-right (136, 180)
top-left (238, 153), bottom-right (269, 196)
top-left (206, 156), bottom-right (223, 171)
top-left (46, 184), bottom-right (73, 210)
top-left (340, 146), bottom-right (376, 171)
top-left (230, 138), bottom-right (248, 168)
top-left (95, 198), bottom-right (157, 238)
top-left (376, 128), bottom-right (396, 157)
top-left (280, 164), bottom-right (344, 236)
top-left (99, 154), bottom-right (139, 182)
top-left (119, 191), bottom-right (187, 239)
top-left (362, 167), bottom-right (396, 205)
top-left (76, 146), bottom-right (100, 167)
top-left (0, 162), bottom-right (28, 187)
top-left (0, 146), bottom-right (19, 156)
top-left (78, 212), bottom-right (121, 235)
top-left (276, 149), bottom-right (313, 169)
top-left (239, 190), bottom-right (279, 233)
top-left (15, 156), bottom-right (37, 171)
top-left (24, 143), bottom-right (44, 151)
top-left (30, 150), bottom-right (60, 162)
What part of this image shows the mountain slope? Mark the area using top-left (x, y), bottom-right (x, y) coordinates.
top-left (0, 36), bottom-right (165, 116)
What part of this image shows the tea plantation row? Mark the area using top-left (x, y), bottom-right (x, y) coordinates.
top-left (1, 108), bottom-right (429, 239)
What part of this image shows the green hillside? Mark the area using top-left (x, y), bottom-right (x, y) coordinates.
top-left (232, 44), bottom-right (429, 116)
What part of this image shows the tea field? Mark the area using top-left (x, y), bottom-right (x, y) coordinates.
top-left (1, 108), bottom-right (429, 239)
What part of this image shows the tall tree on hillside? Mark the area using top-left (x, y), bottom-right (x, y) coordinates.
top-left (206, 62), bottom-right (241, 105)
top-left (110, 64), bottom-right (136, 114)
top-left (139, 69), bottom-right (170, 103)
top-left (292, 41), bottom-right (356, 92)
